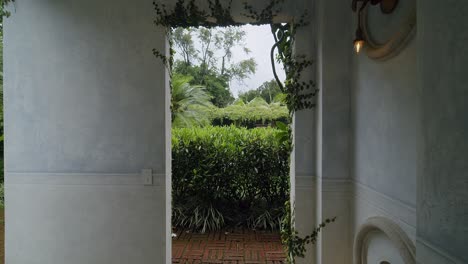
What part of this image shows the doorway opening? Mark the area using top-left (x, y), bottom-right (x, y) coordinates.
top-left (169, 24), bottom-right (291, 263)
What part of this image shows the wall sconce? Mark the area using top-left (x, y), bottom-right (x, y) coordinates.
top-left (352, 0), bottom-right (399, 54)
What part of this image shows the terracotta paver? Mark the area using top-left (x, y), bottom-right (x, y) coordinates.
top-left (172, 229), bottom-right (286, 264)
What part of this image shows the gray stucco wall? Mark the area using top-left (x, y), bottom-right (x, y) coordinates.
top-left (417, 0), bottom-right (468, 262)
top-left (316, 0), bottom-right (351, 181)
top-left (315, 0), bottom-right (353, 263)
top-left (4, 1), bottom-right (168, 263)
top-left (349, 1), bottom-right (419, 261)
top-left (350, 1), bottom-right (419, 208)
top-left (4, 0), bottom-right (166, 174)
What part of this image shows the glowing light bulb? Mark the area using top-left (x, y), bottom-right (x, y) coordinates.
top-left (354, 40), bottom-right (365, 53)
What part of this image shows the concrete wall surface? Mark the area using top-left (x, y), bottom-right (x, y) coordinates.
top-left (349, 0), bottom-right (419, 262)
top-left (417, 0), bottom-right (468, 263)
top-left (350, 0), bottom-right (418, 214)
top-left (4, 0), bottom-right (168, 263)
top-left (314, 0), bottom-right (353, 263)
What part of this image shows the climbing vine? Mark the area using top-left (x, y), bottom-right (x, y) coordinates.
top-left (0, 0), bottom-right (14, 18)
top-left (270, 23), bottom-right (317, 111)
top-left (281, 201), bottom-right (337, 262)
top-left (152, 0), bottom-right (334, 263)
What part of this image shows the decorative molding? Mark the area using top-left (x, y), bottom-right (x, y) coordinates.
top-left (295, 175), bottom-right (315, 189)
top-left (295, 176), bottom-right (352, 195)
top-left (321, 178), bottom-right (352, 195)
top-left (416, 239), bottom-right (466, 264)
top-left (5, 172), bottom-right (165, 186)
top-left (352, 181), bottom-right (416, 233)
top-left (362, 4), bottom-right (416, 61)
top-left (354, 216), bottom-right (416, 264)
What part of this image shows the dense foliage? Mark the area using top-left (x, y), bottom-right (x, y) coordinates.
top-left (208, 97), bottom-right (288, 128)
top-left (171, 74), bottom-right (213, 127)
top-left (172, 26), bottom-right (257, 107)
top-left (0, 0), bottom-right (13, 19)
top-left (171, 74), bottom-right (289, 128)
top-left (239, 80), bottom-right (283, 104)
top-left (172, 126), bottom-right (290, 232)
top-left (174, 62), bottom-right (234, 107)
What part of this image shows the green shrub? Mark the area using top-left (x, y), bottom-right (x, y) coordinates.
top-left (208, 101), bottom-right (289, 128)
top-left (172, 126), bottom-right (290, 232)
top-left (188, 98), bottom-right (289, 128)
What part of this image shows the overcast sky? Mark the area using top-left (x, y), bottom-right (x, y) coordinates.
top-left (174, 25), bottom-right (286, 98)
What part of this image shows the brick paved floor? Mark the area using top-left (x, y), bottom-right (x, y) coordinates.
top-left (172, 228), bottom-right (286, 264)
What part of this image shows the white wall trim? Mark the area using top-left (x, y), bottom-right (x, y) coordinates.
top-left (5, 172), bottom-right (164, 186)
top-left (352, 180), bottom-right (416, 233)
top-left (295, 175), bottom-right (315, 189)
top-left (296, 176), bottom-right (352, 194)
top-left (322, 178), bottom-right (352, 195)
top-left (416, 239), bottom-right (466, 264)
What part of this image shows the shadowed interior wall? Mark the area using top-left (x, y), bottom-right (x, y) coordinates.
top-left (315, 0), bottom-right (353, 263)
top-left (4, 0), bottom-right (167, 263)
top-left (351, 39), bottom-right (418, 211)
top-left (349, 0), bottom-right (419, 261)
top-left (417, 1), bottom-right (468, 263)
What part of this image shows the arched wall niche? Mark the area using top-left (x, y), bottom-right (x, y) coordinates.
top-left (354, 217), bottom-right (416, 264)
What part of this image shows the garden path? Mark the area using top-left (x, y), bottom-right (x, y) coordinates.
top-left (172, 228), bottom-right (286, 264)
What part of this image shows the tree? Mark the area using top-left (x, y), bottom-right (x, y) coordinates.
top-left (173, 62), bottom-right (234, 107)
top-left (214, 27), bottom-right (256, 82)
top-left (215, 27), bottom-right (246, 75)
top-left (239, 80), bottom-right (283, 104)
top-left (171, 74), bottom-right (213, 128)
top-left (172, 26), bottom-right (256, 107)
top-left (226, 58), bottom-right (256, 84)
top-left (198, 27), bottom-right (216, 74)
top-left (202, 71), bottom-right (234, 107)
top-left (257, 80), bottom-right (282, 104)
top-left (172, 28), bottom-right (198, 67)
top-left (238, 89), bottom-right (260, 104)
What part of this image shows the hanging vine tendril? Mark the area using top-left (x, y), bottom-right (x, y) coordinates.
top-left (1, 0), bottom-right (15, 17)
top-left (270, 23), bottom-right (318, 112)
top-left (270, 24), bottom-right (287, 93)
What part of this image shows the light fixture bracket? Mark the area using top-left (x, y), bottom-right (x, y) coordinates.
top-left (380, 0), bottom-right (399, 14)
top-left (352, 0), bottom-right (398, 14)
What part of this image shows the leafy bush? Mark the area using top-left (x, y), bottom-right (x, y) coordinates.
top-left (171, 74), bottom-right (213, 128)
top-left (198, 98), bottom-right (289, 128)
top-left (172, 126), bottom-right (290, 232)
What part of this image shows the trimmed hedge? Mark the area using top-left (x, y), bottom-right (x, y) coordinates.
top-left (172, 126), bottom-right (290, 232)
top-left (189, 99), bottom-right (289, 128)
top-left (210, 103), bottom-right (289, 128)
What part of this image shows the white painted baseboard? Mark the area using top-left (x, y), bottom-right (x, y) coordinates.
top-left (5, 172), bottom-right (166, 264)
top-left (5, 172), bottom-right (165, 187)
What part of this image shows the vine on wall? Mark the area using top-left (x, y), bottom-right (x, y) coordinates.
top-left (152, 0), bottom-right (334, 263)
top-left (1, 0), bottom-right (14, 17)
